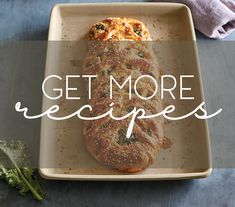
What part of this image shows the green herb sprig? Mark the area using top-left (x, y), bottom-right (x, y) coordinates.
top-left (0, 140), bottom-right (45, 201)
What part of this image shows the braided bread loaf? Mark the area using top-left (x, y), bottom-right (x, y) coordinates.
top-left (83, 17), bottom-right (164, 172)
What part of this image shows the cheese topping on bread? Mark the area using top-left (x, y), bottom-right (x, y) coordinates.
top-left (88, 17), bottom-right (150, 41)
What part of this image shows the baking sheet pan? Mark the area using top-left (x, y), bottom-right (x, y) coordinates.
top-left (39, 3), bottom-right (211, 180)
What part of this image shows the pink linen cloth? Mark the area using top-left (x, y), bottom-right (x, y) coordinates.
top-left (155, 0), bottom-right (235, 39)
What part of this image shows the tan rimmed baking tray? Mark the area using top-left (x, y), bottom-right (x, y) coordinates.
top-left (39, 3), bottom-right (212, 180)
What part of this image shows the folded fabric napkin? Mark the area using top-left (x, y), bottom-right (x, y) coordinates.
top-left (155, 0), bottom-right (235, 39)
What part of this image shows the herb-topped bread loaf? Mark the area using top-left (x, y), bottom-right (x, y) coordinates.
top-left (83, 17), bottom-right (164, 172)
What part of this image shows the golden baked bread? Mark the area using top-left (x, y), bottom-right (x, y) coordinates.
top-left (83, 17), bottom-right (164, 172)
top-left (88, 17), bottom-right (150, 41)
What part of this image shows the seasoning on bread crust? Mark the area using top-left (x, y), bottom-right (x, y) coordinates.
top-left (83, 17), bottom-right (164, 172)
top-left (88, 17), bottom-right (150, 41)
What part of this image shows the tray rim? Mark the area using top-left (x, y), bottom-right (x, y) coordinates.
top-left (39, 168), bottom-right (212, 181)
top-left (40, 2), bottom-right (212, 180)
top-left (47, 2), bottom-right (196, 41)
